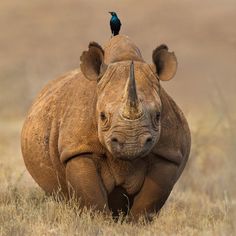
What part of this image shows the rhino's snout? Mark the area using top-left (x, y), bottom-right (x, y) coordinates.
top-left (140, 134), bottom-right (153, 145)
top-left (109, 133), bottom-right (154, 160)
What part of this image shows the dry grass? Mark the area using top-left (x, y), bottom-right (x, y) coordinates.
top-left (0, 112), bottom-right (235, 235)
top-left (0, 186), bottom-right (232, 236)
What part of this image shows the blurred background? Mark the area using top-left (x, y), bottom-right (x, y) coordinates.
top-left (0, 0), bottom-right (236, 118)
top-left (0, 0), bottom-right (235, 233)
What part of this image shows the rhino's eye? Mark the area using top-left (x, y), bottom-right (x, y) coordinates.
top-left (100, 112), bottom-right (111, 131)
top-left (152, 111), bottom-right (161, 131)
top-left (100, 112), bottom-right (107, 121)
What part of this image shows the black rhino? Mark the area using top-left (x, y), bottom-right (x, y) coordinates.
top-left (21, 35), bottom-right (191, 220)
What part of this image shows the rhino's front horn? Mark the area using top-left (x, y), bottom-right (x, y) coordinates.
top-left (122, 61), bottom-right (143, 120)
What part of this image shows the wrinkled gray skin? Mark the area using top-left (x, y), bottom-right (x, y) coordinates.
top-left (21, 35), bottom-right (191, 221)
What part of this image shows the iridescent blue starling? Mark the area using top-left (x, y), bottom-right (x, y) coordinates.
top-left (109, 12), bottom-right (121, 36)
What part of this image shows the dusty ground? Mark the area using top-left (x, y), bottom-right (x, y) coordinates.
top-left (0, 0), bottom-right (235, 235)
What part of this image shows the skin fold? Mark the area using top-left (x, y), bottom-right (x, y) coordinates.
top-left (21, 35), bottom-right (191, 221)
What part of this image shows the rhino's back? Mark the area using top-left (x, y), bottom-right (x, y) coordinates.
top-left (21, 69), bottom-right (100, 193)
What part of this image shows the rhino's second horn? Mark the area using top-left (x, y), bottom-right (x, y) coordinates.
top-left (122, 61), bottom-right (143, 120)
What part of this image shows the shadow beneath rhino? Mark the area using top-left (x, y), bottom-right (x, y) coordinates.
top-left (108, 186), bottom-right (134, 220)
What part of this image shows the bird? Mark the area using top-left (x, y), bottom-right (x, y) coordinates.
top-left (109, 12), bottom-right (121, 36)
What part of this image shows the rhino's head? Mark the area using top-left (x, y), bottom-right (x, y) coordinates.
top-left (80, 37), bottom-right (177, 161)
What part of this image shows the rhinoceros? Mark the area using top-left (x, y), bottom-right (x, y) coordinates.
top-left (21, 35), bottom-right (191, 220)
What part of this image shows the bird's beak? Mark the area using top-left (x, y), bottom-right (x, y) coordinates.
top-left (108, 12), bottom-right (112, 14)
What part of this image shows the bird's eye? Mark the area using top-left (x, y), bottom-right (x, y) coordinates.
top-left (100, 112), bottom-right (107, 121)
top-left (156, 112), bottom-right (161, 120)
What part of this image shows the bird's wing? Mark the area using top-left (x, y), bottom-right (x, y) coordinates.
top-left (110, 20), bottom-right (112, 29)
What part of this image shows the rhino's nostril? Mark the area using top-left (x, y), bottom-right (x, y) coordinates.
top-left (146, 137), bottom-right (153, 144)
top-left (111, 137), bottom-right (119, 143)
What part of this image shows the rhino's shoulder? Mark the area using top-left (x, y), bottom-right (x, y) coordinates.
top-left (152, 87), bottom-right (191, 165)
top-left (25, 68), bottom-right (103, 164)
top-left (160, 87), bottom-right (189, 129)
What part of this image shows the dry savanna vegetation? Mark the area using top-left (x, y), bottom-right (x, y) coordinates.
top-left (0, 0), bottom-right (235, 235)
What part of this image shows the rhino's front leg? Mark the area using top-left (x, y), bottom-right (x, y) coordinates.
top-left (66, 156), bottom-right (110, 213)
top-left (130, 157), bottom-right (179, 221)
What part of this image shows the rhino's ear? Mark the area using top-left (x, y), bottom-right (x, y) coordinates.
top-left (80, 42), bottom-right (107, 81)
top-left (152, 44), bottom-right (177, 81)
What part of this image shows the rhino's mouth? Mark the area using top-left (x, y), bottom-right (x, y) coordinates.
top-left (108, 141), bottom-right (154, 161)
